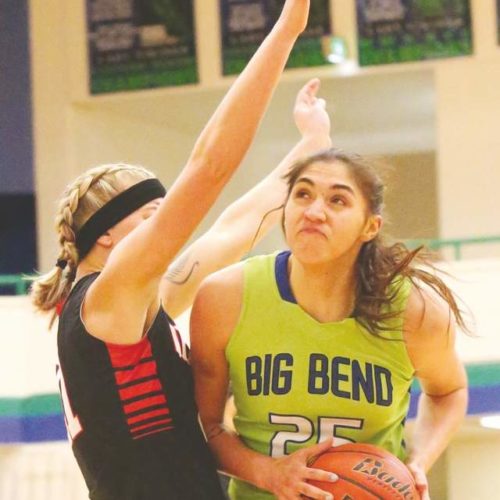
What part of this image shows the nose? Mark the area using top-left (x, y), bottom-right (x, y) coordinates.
top-left (304, 198), bottom-right (327, 222)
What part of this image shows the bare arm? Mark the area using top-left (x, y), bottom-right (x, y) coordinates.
top-left (85, 1), bottom-right (311, 344)
top-left (190, 267), bottom-right (337, 500)
top-left (162, 78), bottom-right (332, 318)
top-left (404, 286), bottom-right (468, 500)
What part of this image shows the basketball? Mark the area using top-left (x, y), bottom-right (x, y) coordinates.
top-left (308, 443), bottom-right (420, 500)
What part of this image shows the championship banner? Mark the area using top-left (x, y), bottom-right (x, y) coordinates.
top-left (356, 0), bottom-right (472, 66)
top-left (221, 0), bottom-right (331, 76)
top-left (86, 0), bottom-right (198, 94)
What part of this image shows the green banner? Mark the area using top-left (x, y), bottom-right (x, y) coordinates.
top-left (87, 0), bottom-right (198, 94)
top-left (357, 0), bottom-right (473, 66)
top-left (221, 0), bottom-right (332, 76)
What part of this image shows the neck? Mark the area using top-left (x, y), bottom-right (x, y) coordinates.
top-left (288, 252), bottom-right (358, 323)
top-left (75, 253), bottom-right (106, 281)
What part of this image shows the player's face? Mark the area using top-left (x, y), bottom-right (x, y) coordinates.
top-left (284, 161), bottom-right (379, 266)
top-left (107, 198), bottom-right (162, 247)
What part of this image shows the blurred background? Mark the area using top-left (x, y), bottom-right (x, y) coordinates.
top-left (0, 0), bottom-right (499, 498)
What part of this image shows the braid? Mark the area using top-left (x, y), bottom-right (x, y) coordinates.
top-left (31, 163), bottom-right (154, 327)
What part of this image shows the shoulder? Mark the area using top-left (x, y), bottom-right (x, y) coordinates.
top-left (194, 251), bottom-right (276, 299)
top-left (403, 282), bottom-right (453, 341)
top-left (403, 282), bottom-right (461, 377)
top-left (403, 280), bottom-right (467, 395)
top-left (190, 261), bottom-right (245, 348)
top-left (196, 260), bottom-right (245, 300)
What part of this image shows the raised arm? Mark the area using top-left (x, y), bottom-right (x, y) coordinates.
top-left (403, 286), bottom-right (468, 500)
top-left (161, 78), bottom-right (332, 318)
top-left (85, 1), bottom-right (311, 343)
top-left (191, 266), bottom-right (337, 499)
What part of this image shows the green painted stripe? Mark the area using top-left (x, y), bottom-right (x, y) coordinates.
top-left (1, 363), bottom-right (499, 417)
top-left (412, 362), bottom-right (500, 391)
top-left (467, 363), bottom-right (500, 387)
top-left (0, 394), bottom-right (61, 417)
top-left (466, 363), bottom-right (500, 387)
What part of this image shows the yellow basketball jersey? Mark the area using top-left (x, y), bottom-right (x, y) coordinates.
top-left (225, 252), bottom-right (415, 499)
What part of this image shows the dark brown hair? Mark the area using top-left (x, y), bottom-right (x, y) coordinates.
top-left (283, 148), bottom-right (469, 336)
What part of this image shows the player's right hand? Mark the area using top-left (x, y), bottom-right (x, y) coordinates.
top-left (265, 438), bottom-right (338, 500)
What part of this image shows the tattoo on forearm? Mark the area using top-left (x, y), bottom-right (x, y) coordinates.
top-left (165, 252), bottom-right (200, 285)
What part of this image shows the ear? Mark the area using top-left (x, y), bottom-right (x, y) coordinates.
top-left (95, 231), bottom-right (113, 249)
top-left (361, 214), bottom-right (382, 242)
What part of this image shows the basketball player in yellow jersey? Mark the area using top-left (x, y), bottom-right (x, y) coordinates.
top-left (191, 150), bottom-right (468, 500)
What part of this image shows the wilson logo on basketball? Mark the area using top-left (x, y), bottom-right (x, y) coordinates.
top-left (353, 458), bottom-right (415, 499)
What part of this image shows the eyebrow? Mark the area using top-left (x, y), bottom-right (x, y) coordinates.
top-left (295, 177), bottom-right (356, 196)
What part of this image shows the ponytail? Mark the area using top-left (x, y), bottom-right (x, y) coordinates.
top-left (354, 237), bottom-right (469, 336)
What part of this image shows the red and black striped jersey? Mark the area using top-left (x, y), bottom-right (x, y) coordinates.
top-left (57, 273), bottom-right (225, 500)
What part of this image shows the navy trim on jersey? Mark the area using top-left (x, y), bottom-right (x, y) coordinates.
top-left (275, 251), bottom-right (297, 303)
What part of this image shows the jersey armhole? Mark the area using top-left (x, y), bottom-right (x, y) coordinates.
top-left (79, 277), bottom-right (162, 346)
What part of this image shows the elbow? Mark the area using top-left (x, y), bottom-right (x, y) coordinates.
top-left (424, 386), bottom-right (469, 419)
top-left (188, 154), bottom-right (236, 188)
top-left (425, 385), bottom-right (468, 401)
top-left (190, 131), bottom-right (251, 184)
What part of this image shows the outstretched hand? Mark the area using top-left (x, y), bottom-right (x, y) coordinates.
top-left (276, 0), bottom-right (311, 38)
top-left (294, 78), bottom-right (331, 140)
top-left (265, 439), bottom-right (338, 500)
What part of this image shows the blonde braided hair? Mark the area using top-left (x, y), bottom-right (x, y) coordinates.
top-left (31, 163), bottom-right (155, 325)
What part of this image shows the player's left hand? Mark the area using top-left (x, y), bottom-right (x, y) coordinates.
top-left (406, 461), bottom-right (430, 500)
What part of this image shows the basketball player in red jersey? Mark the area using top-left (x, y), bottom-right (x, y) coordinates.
top-left (30, 2), bottom-right (337, 499)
